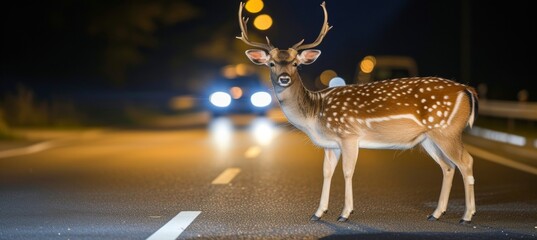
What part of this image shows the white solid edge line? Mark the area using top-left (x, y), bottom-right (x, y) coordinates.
top-left (211, 168), bottom-right (241, 185)
top-left (0, 140), bottom-right (57, 159)
top-left (146, 211), bottom-right (201, 240)
top-left (465, 144), bottom-right (537, 176)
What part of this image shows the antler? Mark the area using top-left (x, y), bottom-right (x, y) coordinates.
top-left (236, 2), bottom-right (274, 51)
top-left (292, 1), bottom-right (332, 51)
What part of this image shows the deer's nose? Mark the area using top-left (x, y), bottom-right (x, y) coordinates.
top-left (278, 74), bottom-right (291, 87)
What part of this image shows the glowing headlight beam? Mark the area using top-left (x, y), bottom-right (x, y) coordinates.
top-left (250, 91), bottom-right (272, 107)
top-left (210, 92), bottom-right (232, 107)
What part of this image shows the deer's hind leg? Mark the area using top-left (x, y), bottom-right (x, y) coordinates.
top-left (421, 137), bottom-right (456, 221)
top-left (427, 131), bottom-right (476, 223)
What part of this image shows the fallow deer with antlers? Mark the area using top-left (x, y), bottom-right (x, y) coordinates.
top-left (237, 2), bottom-right (478, 223)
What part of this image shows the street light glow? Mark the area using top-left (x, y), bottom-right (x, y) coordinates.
top-left (360, 55), bottom-right (376, 73)
top-left (245, 0), bottom-right (264, 13)
top-left (254, 14), bottom-right (272, 30)
top-left (320, 69), bottom-right (337, 86)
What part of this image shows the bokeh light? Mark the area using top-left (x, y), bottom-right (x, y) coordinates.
top-left (222, 65), bottom-right (237, 79)
top-left (235, 63), bottom-right (249, 76)
top-left (254, 14), bottom-right (272, 30)
top-left (360, 55), bottom-right (376, 73)
top-left (245, 0), bottom-right (264, 13)
top-left (329, 77), bottom-right (346, 87)
top-left (320, 69), bottom-right (337, 86)
top-left (230, 86), bottom-right (243, 99)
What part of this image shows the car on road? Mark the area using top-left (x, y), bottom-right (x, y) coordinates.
top-left (354, 55), bottom-right (418, 84)
top-left (204, 75), bottom-right (274, 117)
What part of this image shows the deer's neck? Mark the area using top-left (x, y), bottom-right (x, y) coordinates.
top-left (274, 74), bottom-right (322, 124)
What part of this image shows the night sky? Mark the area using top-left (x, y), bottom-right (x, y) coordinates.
top-left (1, 0), bottom-right (535, 101)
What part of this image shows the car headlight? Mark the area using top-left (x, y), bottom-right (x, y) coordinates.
top-left (250, 91), bottom-right (272, 107)
top-left (210, 91), bottom-right (231, 107)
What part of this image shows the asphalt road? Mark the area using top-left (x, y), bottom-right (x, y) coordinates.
top-left (0, 116), bottom-right (536, 239)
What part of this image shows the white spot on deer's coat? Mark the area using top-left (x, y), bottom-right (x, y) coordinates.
top-left (421, 99), bottom-right (426, 103)
top-left (428, 116), bottom-right (434, 122)
top-left (437, 111), bottom-right (442, 117)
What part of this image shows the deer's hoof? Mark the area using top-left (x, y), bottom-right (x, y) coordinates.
top-left (427, 215), bottom-right (438, 221)
top-left (337, 216), bottom-right (348, 222)
top-left (459, 219), bottom-right (472, 225)
top-left (310, 214), bottom-right (321, 221)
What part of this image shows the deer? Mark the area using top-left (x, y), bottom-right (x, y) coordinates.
top-left (237, 1), bottom-right (478, 224)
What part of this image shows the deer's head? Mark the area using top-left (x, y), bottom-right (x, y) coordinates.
top-left (237, 2), bottom-right (332, 90)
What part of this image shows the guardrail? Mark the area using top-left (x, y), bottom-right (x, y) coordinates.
top-left (474, 100), bottom-right (537, 149)
top-left (478, 100), bottom-right (537, 121)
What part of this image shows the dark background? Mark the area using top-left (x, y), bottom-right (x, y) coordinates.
top-left (1, 0), bottom-right (535, 105)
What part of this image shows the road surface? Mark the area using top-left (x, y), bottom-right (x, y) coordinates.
top-left (1, 116), bottom-right (536, 239)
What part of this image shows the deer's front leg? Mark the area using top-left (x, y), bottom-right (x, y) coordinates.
top-left (311, 148), bottom-right (341, 221)
top-left (338, 137), bottom-right (359, 222)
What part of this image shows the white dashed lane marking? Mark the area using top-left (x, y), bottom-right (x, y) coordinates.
top-left (146, 211), bottom-right (201, 240)
top-left (244, 146), bottom-right (262, 159)
top-left (211, 168), bottom-right (241, 185)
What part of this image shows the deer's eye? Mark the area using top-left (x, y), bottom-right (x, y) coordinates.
top-left (292, 62), bottom-right (298, 67)
top-left (269, 62), bottom-right (275, 67)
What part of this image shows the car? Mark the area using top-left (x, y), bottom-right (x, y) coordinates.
top-left (354, 55), bottom-right (418, 84)
top-left (204, 75), bottom-right (273, 117)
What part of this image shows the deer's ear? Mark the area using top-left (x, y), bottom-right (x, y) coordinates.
top-left (245, 49), bottom-right (270, 65)
top-left (298, 49), bottom-right (321, 65)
